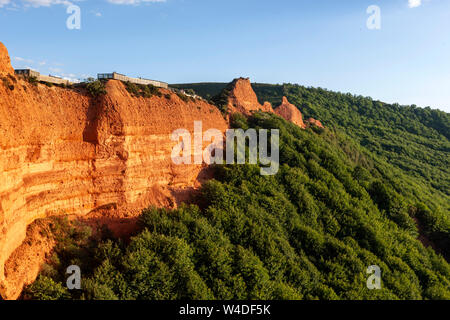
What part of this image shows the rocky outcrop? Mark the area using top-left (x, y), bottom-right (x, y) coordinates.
top-left (274, 96), bottom-right (306, 129)
top-left (261, 102), bottom-right (274, 113)
top-left (0, 42), bottom-right (13, 76)
top-left (0, 43), bottom-right (228, 299)
top-left (226, 78), bottom-right (274, 115)
top-left (306, 118), bottom-right (324, 129)
top-left (223, 79), bottom-right (321, 130)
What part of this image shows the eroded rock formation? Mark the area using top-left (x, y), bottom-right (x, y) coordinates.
top-left (274, 96), bottom-right (306, 129)
top-left (224, 79), bottom-right (320, 130)
top-left (0, 42), bottom-right (13, 76)
top-left (306, 117), bottom-right (324, 129)
top-left (226, 78), bottom-right (274, 114)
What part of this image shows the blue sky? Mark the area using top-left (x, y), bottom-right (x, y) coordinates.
top-left (0, 0), bottom-right (449, 112)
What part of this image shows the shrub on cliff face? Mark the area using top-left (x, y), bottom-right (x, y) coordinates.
top-left (86, 79), bottom-right (107, 97)
top-left (124, 81), bottom-right (140, 97)
top-left (147, 84), bottom-right (162, 98)
top-left (24, 75), bottom-right (38, 86)
top-left (1, 75), bottom-right (15, 90)
top-left (176, 91), bottom-right (190, 103)
top-left (124, 81), bottom-right (162, 98)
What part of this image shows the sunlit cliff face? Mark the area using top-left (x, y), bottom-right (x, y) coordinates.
top-left (0, 42), bottom-right (229, 298)
top-left (0, 42), bottom-right (314, 299)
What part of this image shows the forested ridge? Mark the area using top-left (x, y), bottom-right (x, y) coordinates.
top-left (26, 109), bottom-right (449, 300)
top-left (172, 82), bottom-right (449, 196)
top-left (253, 83), bottom-right (449, 195)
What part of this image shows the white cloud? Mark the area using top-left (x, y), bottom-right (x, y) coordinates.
top-left (49, 67), bottom-right (63, 73)
top-left (408, 0), bottom-right (422, 8)
top-left (2, 0), bottom-right (164, 9)
top-left (22, 0), bottom-right (73, 7)
top-left (0, 0), bottom-right (10, 8)
top-left (0, 0), bottom-right (74, 9)
top-left (12, 54), bottom-right (83, 81)
top-left (90, 10), bottom-right (102, 17)
top-left (107, 0), bottom-right (166, 5)
top-left (61, 73), bottom-right (81, 83)
top-left (14, 56), bottom-right (34, 63)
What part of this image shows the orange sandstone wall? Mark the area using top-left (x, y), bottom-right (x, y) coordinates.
top-left (0, 44), bottom-right (227, 299)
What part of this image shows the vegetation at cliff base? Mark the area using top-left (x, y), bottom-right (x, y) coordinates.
top-left (25, 113), bottom-right (450, 300)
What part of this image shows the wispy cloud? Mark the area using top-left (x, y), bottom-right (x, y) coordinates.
top-left (12, 57), bottom-right (68, 76)
top-left (89, 9), bottom-right (102, 17)
top-left (49, 67), bottom-right (63, 73)
top-left (0, 0), bottom-right (10, 8)
top-left (0, 0), bottom-right (77, 9)
top-left (14, 61), bottom-right (83, 83)
top-left (1, 0), bottom-right (166, 9)
top-left (106, 0), bottom-right (166, 5)
top-left (22, 0), bottom-right (73, 7)
top-left (408, 0), bottom-right (422, 8)
top-left (14, 56), bottom-right (34, 63)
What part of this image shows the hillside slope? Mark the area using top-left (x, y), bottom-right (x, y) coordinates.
top-left (1, 44), bottom-right (448, 300)
top-left (25, 112), bottom-right (450, 300)
top-left (172, 82), bottom-right (449, 214)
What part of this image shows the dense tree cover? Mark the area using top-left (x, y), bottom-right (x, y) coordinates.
top-left (252, 83), bottom-right (449, 196)
top-left (172, 82), bottom-right (449, 197)
top-left (25, 113), bottom-right (449, 300)
top-left (173, 82), bottom-right (450, 255)
top-left (254, 83), bottom-right (450, 256)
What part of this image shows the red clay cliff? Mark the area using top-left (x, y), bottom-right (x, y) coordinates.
top-left (0, 42), bottom-right (13, 76)
top-left (0, 42), bottom-right (227, 299)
